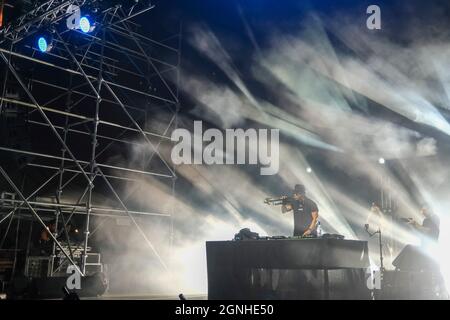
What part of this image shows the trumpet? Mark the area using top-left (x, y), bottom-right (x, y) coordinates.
top-left (264, 195), bottom-right (290, 206)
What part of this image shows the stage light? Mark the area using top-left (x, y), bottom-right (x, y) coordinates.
top-left (37, 36), bottom-right (52, 53)
top-left (378, 158), bottom-right (385, 165)
top-left (37, 37), bottom-right (47, 52)
top-left (306, 167), bottom-right (312, 173)
top-left (79, 16), bottom-right (95, 33)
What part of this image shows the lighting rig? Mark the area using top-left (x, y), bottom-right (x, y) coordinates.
top-left (0, 0), bottom-right (181, 297)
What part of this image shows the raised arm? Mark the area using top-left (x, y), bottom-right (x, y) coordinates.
top-left (409, 220), bottom-right (432, 235)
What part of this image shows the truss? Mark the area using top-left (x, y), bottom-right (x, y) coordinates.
top-left (1, 0), bottom-right (88, 44)
top-left (0, 1), bottom-right (180, 277)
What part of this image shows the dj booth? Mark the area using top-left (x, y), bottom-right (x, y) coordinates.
top-left (206, 238), bottom-right (371, 300)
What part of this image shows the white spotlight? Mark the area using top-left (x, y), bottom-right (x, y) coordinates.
top-left (306, 167), bottom-right (312, 173)
top-left (378, 158), bottom-right (385, 165)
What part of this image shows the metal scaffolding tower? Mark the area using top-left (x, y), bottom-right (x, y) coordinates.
top-left (0, 0), bottom-right (180, 280)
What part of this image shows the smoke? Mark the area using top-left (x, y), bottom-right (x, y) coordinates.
top-left (95, 4), bottom-right (450, 296)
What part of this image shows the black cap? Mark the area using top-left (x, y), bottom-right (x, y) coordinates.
top-left (293, 184), bottom-right (306, 195)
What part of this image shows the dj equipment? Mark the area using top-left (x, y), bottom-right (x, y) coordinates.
top-left (234, 228), bottom-right (259, 241)
top-left (206, 238), bottom-right (370, 299)
top-left (268, 235), bottom-right (287, 240)
top-left (233, 234), bottom-right (345, 241)
top-left (321, 233), bottom-right (345, 240)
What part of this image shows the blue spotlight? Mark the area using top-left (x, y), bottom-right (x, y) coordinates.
top-left (37, 36), bottom-right (50, 52)
top-left (79, 16), bottom-right (94, 33)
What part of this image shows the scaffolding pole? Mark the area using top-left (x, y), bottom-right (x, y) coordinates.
top-left (0, 1), bottom-right (180, 283)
